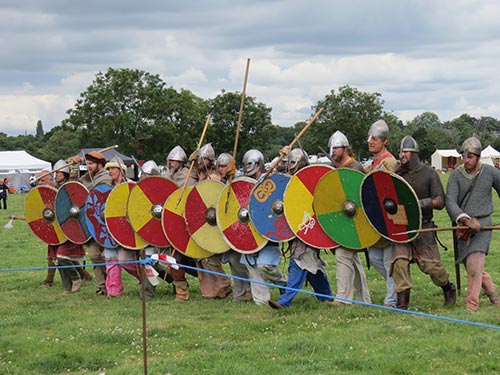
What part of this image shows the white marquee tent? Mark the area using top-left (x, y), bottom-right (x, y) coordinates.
top-left (0, 150), bottom-right (52, 192)
top-left (480, 145), bottom-right (500, 167)
top-left (430, 149), bottom-right (461, 171)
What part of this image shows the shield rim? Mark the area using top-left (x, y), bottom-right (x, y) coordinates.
top-left (360, 170), bottom-right (422, 243)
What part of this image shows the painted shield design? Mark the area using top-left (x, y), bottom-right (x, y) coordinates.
top-left (216, 177), bottom-right (268, 254)
top-left (127, 176), bottom-right (177, 247)
top-left (249, 173), bottom-right (295, 242)
top-left (283, 164), bottom-right (338, 249)
top-left (360, 170), bottom-right (421, 243)
top-left (105, 182), bottom-right (148, 250)
top-left (25, 186), bottom-right (67, 245)
top-left (163, 187), bottom-right (212, 259)
top-left (85, 183), bottom-right (118, 248)
top-left (184, 180), bottom-right (229, 254)
top-left (55, 181), bottom-right (91, 244)
top-left (314, 168), bottom-right (380, 250)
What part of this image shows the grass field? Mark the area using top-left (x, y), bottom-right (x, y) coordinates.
top-left (1, 173), bottom-right (500, 375)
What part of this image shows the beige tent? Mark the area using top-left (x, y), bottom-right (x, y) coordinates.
top-left (480, 145), bottom-right (500, 167)
top-left (430, 149), bottom-right (461, 171)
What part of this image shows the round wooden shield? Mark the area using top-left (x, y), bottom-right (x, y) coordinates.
top-left (105, 182), bottom-right (148, 250)
top-left (55, 181), bottom-right (91, 244)
top-left (25, 186), bottom-right (67, 245)
top-left (184, 180), bottom-right (229, 254)
top-left (163, 187), bottom-right (212, 259)
top-left (360, 170), bottom-right (422, 243)
top-left (127, 176), bottom-right (177, 248)
top-left (314, 168), bottom-right (380, 250)
top-left (249, 173), bottom-right (295, 241)
top-left (283, 164), bottom-right (338, 249)
top-left (85, 183), bottom-right (118, 248)
top-left (216, 177), bottom-right (268, 254)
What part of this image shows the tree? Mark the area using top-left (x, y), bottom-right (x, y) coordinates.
top-left (62, 67), bottom-right (208, 162)
top-left (407, 112), bottom-right (442, 129)
top-left (309, 85), bottom-right (388, 160)
top-left (36, 120), bottom-right (44, 138)
top-left (207, 91), bottom-right (275, 162)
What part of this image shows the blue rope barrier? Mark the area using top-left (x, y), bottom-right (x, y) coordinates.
top-left (2, 258), bottom-right (500, 331)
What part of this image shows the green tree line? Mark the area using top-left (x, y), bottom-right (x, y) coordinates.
top-left (1, 67), bottom-right (499, 165)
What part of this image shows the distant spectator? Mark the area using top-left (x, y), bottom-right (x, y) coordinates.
top-left (0, 178), bottom-right (8, 209)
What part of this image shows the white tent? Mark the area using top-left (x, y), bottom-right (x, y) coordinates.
top-left (430, 149), bottom-right (461, 171)
top-left (480, 145), bottom-right (500, 167)
top-left (0, 151), bottom-right (52, 192)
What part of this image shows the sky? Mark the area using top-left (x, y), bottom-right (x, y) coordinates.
top-left (1, 0), bottom-right (500, 136)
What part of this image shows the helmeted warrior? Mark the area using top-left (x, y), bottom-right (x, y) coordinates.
top-left (393, 135), bottom-right (456, 309)
top-left (446, 136), bottom-right (500, 311)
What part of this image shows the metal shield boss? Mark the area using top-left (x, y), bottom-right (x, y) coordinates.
top-left (127, 176), bottom-right (177, 247)
top-left (360, 170), bottom-right (421, 243)
top-left (284, 165), bottom-right (338, 249)
top-left (249, 173), bottom-right (295, 241)
top-left (25, 186), bottom-right (67, 245)
top-left (162, 187), bottom-right (212, 259)
top-left (105, 182), bottom-right (148, 250)
top-left (184, 180), bottom-right (229, 254)
top-left (55, 181), bottom-right (91, 244)
top-left (85, 183), bottom-right (118, 248)
top-left (314, 168), bottom-right (380, 250)
top-left (216, 177), bottom-right (268, 254)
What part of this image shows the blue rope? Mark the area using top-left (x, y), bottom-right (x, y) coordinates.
top-left (2, 258), bottom-right (500, 331)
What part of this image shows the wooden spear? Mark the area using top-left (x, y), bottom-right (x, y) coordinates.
top-left (176, 114), bottom-right (212, 206)
top-left (232, 58), bottom-right (251, 160)
top-left (392, 225), bottom-right (500, 236)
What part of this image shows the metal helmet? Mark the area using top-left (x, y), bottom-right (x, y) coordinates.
top-left (54, 159), bottom-right (70, 174)
top-left (288, 148), bottom-right (309, 173)
top-left (328, 130), bottom-right (349, 148)
top-left (166, 145), bottom-right (187, 163)
top-left (216, 152), bottom-right (235, 167)
top-left (400, 135), bottom-right (419, 153)
top-left (141, 160), bottom-right (160, 176)
top-left (460, 136), bottom-right (482, 156)
top-left (367, 119), bottom-right (389, 141)
top-left (199, 143), bottom-right (215, 162)
top-left (242, 149), bottom-right (264, 177)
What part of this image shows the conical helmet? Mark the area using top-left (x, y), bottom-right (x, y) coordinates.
top-left (242, 149), bottom-right (264, 177)
top-left (460, 136), bottom-right (482, 156)
top-left (166, 145), bottom-right (187, 162)
top-left (199, 143), bottom-right (215, 162)
top-left (54, 159), bottom-right (70, 174)
top-left (328, 130), bottom-right (349, 148)
top-left (400, 135), bottom-right (419, 153)
top-left (367, 119), bottom-right (389, 141)
top-left (141, 160), bottom-right (160, 176)
top-left (216, 153), bottom-right (235, 167)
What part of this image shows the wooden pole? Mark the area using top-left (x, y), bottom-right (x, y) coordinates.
top-left (232, 58), bottom-right (251, 159)
top-left (260, 108), bottom-right (324, 181)
top-left (176, 114), bottom-right (212, 206)
top-left (392, 224), bottom-right (500, 236)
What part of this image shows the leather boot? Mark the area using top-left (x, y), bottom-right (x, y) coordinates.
top-left (396, 290), bottom-right (410, 310)
top-left (41, 258), bottom-right (56, 287)
top-left (174, 281), bottom-right (190, 301)
top-left (442, 282), bottom-right (457, 305)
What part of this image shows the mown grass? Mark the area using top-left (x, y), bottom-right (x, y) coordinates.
top-left (0, 173), bottom-right (499, 375)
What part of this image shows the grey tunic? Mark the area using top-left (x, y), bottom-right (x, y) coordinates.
top-left (446, 164), bottom-right (500, 263)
